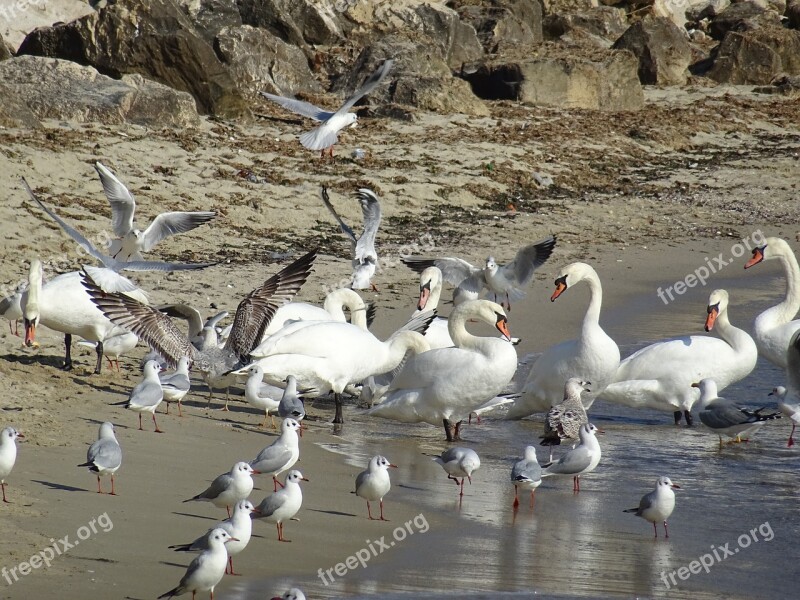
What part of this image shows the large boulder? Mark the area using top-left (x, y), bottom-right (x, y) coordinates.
top-left (0, 31), bottom-right (11, 61)
top-left (708, 1), bottom-right (781, 40)
top-left (0, 55), bottom-right (199, 126)
top-left (0, 0), bottom-right (93, 52)
top-left (0, 83), bottom-right (41, 128)
top-left (788, 0), bottom-right (800, 28)
top-left (237, 0), bottom-right (347, 47)
top-left (612, 16), bottom-right (692, 85)
top-left (544, 0), bottom-right (600, 12)
top-left (455, 0), bottom-right (544, 54)
top-left (708, 26), bottom-right (800, 83)
top-left (464, 50), bottom-right (644, 111)
top-left (214, 25), bottom-right (322, 97)
top-left (183, 0), bottom-right (243, 43)
top-left (17, 0), bottom-right (249, 117)
top-left (543, 7), bottom-right (629, 44)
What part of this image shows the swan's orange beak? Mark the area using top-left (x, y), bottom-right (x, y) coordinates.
top-left (705, 304), bottom-right (719, 332)
top-left (418, 283), bottom-right (431, 311)
top-left (495, 315), bottom-right (512, 341)
top-left (744, 247), bottom-right (764, 269)
top-left (23, 319), bottom-right (37, 347)
top-left (551, 278), bottom-right (567, 302)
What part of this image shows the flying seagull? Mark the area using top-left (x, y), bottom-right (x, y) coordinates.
top-left (260, 59), bottom-right (394, 157)
top-left (94, 162), bottom-right (216, 262)
top-left (320, 186), bottom-right (381, 291)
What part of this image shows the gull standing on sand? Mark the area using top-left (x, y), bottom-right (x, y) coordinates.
top-left (252, 470), bottom-right (309, 542)
top-left (185, 462), bottom-right (258, 517)
top-left (250, 418), bottom-right (301, 491)
top-left (260, 59), bottom-right (394, 157)
top-left (402, 235), bottom-right (557, 309)
top-left (354, 455), bottom-right (397, 520)
top-left (94, 162), bottom-right (216, 262)
top-left (541, 423), bottom-right (602, 493)
top-left (271, 589), bottom-right (306, 600)
top-left (0, 427), bottom-right (23, 503)
top-left (693, 379), bottom-right (781, 446)
top-left (77, 422), bottom-right (122, 495)
top-left (511, 446), bottom-right (542, 508)
top-left (160, 356), bottom-right (192, 416)
top-left (320, 186), bottom-right (382, 291)
top-left (432, 447), bottom-right (480, 497)
top-left (540, 378), bottom-right (590, 461)
top-left (158, 528), bottom-right (237, 600)
top-left (83, 250), bottom-right (317, 407)
top-left (244, 364), bottom-right (282, 428)
top-left (624, 476), bottom-right (680, 538)
top-left (121, 360), bottom-right (165, 432)
top-left (170, 499), bottom-right (259, 575)
top-left (0, 281), bottom-right (25, 336)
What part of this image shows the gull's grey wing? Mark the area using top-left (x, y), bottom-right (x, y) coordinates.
top-left (139, 211), bottom-right (216, 252)
top-left (401, 256), bottom-right (482, 287)
top-left (82, 266), bottom-right (143, 295)
top-left (256, 490), bottom-right (289, 519)
top-left (259, 92), bottom-right (334, 122)
top-left (250, 443), bottom-right (292, 474)
top-left (196, 472), bottom-right (232, 501)
top-left (501, 235), bottom-right (557, 286)
top-left (129, 380), bottom-right (163, 409)
top-left (354, 469), bottom-right (370, 493)
top-left (438, 448), bottom-right (463, 464)
top-left (87, 438), bottom-right (122, 471)
top-left (354, 189), bottom-right (381, 263)
top-left (159, 304), bottom-right (205, 339)
top-left (636, 489), bottom-right (656, 515)
top-left (82, 272), bottom-right (197, 368)
top-left (160, 371), bottom-right (190, 392)
top-left (700, 400), bottom-right (754, 429)
top-left (95, 162), bottom-right (135, 237)
top-left (788, 330), bottom-right (800, 395)
top-left (336, 59), bottom-right (394, 115)
top-left (320, 187), bottom-right (357, 244)
top-left (511, 458), bottom-right (541, 483)
top-left (548, 446), bottom-right (592, 474)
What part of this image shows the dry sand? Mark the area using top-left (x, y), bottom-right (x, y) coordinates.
top-left (0, 86), bottom-right (799, 599)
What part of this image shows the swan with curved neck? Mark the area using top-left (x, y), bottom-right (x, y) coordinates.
top-left (507, 262), bottom-right (619, 419)
top-left (414, 267), bottom-right (454, 349)
top-left (248, 318), bottom-right (431, 424)
top-left (261, 288), bottom-right (369, 339)
top-left (601, 289), bottom-right (757, 425)
top-left (369, 299), bottom-right (517, 441)
top-left (744, 236), bottom-right (800, 368)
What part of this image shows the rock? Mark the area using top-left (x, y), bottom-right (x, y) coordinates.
top-left (708, 1), bottom-right (780, 40)
top-left (543, 7), bottom-right (629, 43)
top-left (456, 0), bottom-right (544, 54)
top-left (464, 50), bottom-right (644, 111)
top-left (183, 0), bottom-right (243, 44)
top-left (788, 0), bottom-right (800, 29)
top-left (0, 55), bottom-right (199, 126)
top-left (237, 0), bottom-right (346, 47)
top-left (214, 25), bottom-right (321, 97)
top-left (543, 0), bottom-right (600, 12)
top-left (753, 74), bottom-right (800, 93)
top-left (17, 0), bottom-right (249, 117)
top-left (0, 83), bottom-right (40, 128)
top-left (0, 31), bottom-right (11, 61)
top-left (0, 0), bottom-right (93, 52)
top-left (612, 16), bottom-right (692, 85)
top-left (708, 26), bottom-right (800, 83)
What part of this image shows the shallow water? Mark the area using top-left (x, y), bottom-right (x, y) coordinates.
top-left (234, 263), bottom-right (798, 600)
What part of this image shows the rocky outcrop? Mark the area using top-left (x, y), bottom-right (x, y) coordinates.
top-left (0, 56), bottom-right (199, 126)
top-left (788, 0), bottom-right (800, 28)
top-left (464, 50), bottom-right (644, 111)
top-left (17, 0), bottom-right (249, 117)
top-left (708, 26), bottom-right (800, 83)
top-left (456, 0), bottom-right (544, 54)
top-left (544, 7), bottom-right (628, 44)
top-left (613, 16), bottom-right (692, 85)
top-left (237, 0), bottom-right (346, 47)
top-left (708, 1), bottom-right (781, 40)
top-left (0, 32), bottom-right (11, 61)
top-left (0, 83), bottom-right (40, 128)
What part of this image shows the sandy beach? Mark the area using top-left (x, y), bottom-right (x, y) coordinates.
top-left (1, 85), bottom-right (800, 600)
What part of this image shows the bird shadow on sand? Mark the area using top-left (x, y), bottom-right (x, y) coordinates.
top-left (307, 508), bottom-right (358, 518)
top-left (0, 352), bottom-right (66, 370)
top-left (171, 511), bottom-right (220, 522)
top-left (70, 377), bottom-right (128, 396)
top-left (32, 479), bottom-right (86, 493)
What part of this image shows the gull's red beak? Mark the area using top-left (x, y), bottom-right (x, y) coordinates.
top-left (744, 247), bottom-right (764, 269)
top-left (671, 483), bottom-right (681, 489)
top-left (389, 463), bottom-right (398, 469)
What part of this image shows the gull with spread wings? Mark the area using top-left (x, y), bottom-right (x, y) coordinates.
top-left (94, 162), bottom-right (216, 262)
top-left (402, 235), bottom-right (557, 310)
top-left (260, 59), bottom-right (393, 157)
top-left (320, 186), bottom-right (381, 291)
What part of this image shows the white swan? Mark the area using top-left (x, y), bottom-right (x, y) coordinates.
top-left (248, 319), bottom-right (431, 424)
top-left (414, 267), bottom-right (454, 349)
top-left (369, 299), bottom-right (517, 440)
top-left (744, 237), bottom-right (800, 368)
top-left (601, 289), bottom-right (758, 425)
top-left (21, 259), bottom-right (145, 373)
top-left (507, 262), bottom-right (620, 419)
top-left (261, 288), bottom-right (369, 339)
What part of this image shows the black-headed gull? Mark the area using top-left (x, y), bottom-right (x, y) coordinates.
top-left (432, 447), bottom-right (480, 497)
top-left (624, 476), bottom-right (680, 538)
top-left (184, 462), bottom-right (259, 517)
top-left (249, 418), bottom-right (301, 491)
top-left (158, 528), bottom-right (237, 599)
top-left (252, 470), bottom-right (308, 542)
top-left (0, 427), bottom-right (23, 503)
top-left (354, 455), bottom-right (397, 520)
top-left (260, 59), bottom-right (393, 157)
top-left (541, 423), bottom-right (602, 493)
top-left (159, 356), bottom-right (192, 417)
top-left (511, 446), bottom-right (541, 509)
top-left (122, 360), bottom-right (165, 432)
top-left (77, 422), bottom-right (122, 495)
top-left (271, 588), bottom-right (306, 600)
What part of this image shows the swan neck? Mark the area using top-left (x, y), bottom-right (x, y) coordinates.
top-left (582, 273), bottom-right (603, 330)
top-left (448, 309), bottom-right (478, 349)
top-left (774, 250), bottom-right (800, 322)
top-left (25, 263), bottom-right (42, 318)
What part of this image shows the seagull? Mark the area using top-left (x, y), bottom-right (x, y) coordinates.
top-left (249, 418), bottom-right (301, 491)
top-left (320, 186), bottom-right (381, 291)
top-left (159, 356), bottom-right (192, 416)
top-left (771, 386), bottom-right (799, 447)
top-left (511, 446), bottom-right (542, 509)
top-left (157, 304), bottom-right (229, 351)
top-left (0, 427), bottom-right (23, 503)
top-left (184, 462), bottom-right (259, 517)
top-left (244, 364), bottom-right (283, 428)
top-left (354, 455), bottom-right (397, 520)
top-left (158, 528), bottom-right (237, 600)
top-left (773, 328), bottom-right (800, 447)
top-left (402, 235), bottom-right (557, 310)
top-left (77, 422), bottom-right (122, 495)
top-left (541, 423), bottom-right (602, 493)
top-left (271, 589), bottom-right (306, 600)
top-left (540, 378), bottom-right (590, 461)
top-left (624, 476), bottom-right (680, 538)
top-left (121, 360), bottom-right (165, 432)
top-left (260, 59), bottom-right (394, 157)
top-left (693, 379), bottom-right (781, 446)
top-left (82, 250), bottom-right (317, 405)
top-left (94, 162), bottom-right (216, 262)
top-left (278, 375), bottom-right (306, 424)
top-left (169, 499), bottom-right (260, 575)
top-left (432, 447), bottom-right (480, 497)
top-left (252, 470), bottom-right (309, 542)
top-left (0, 281), bottom-right (25, 336)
